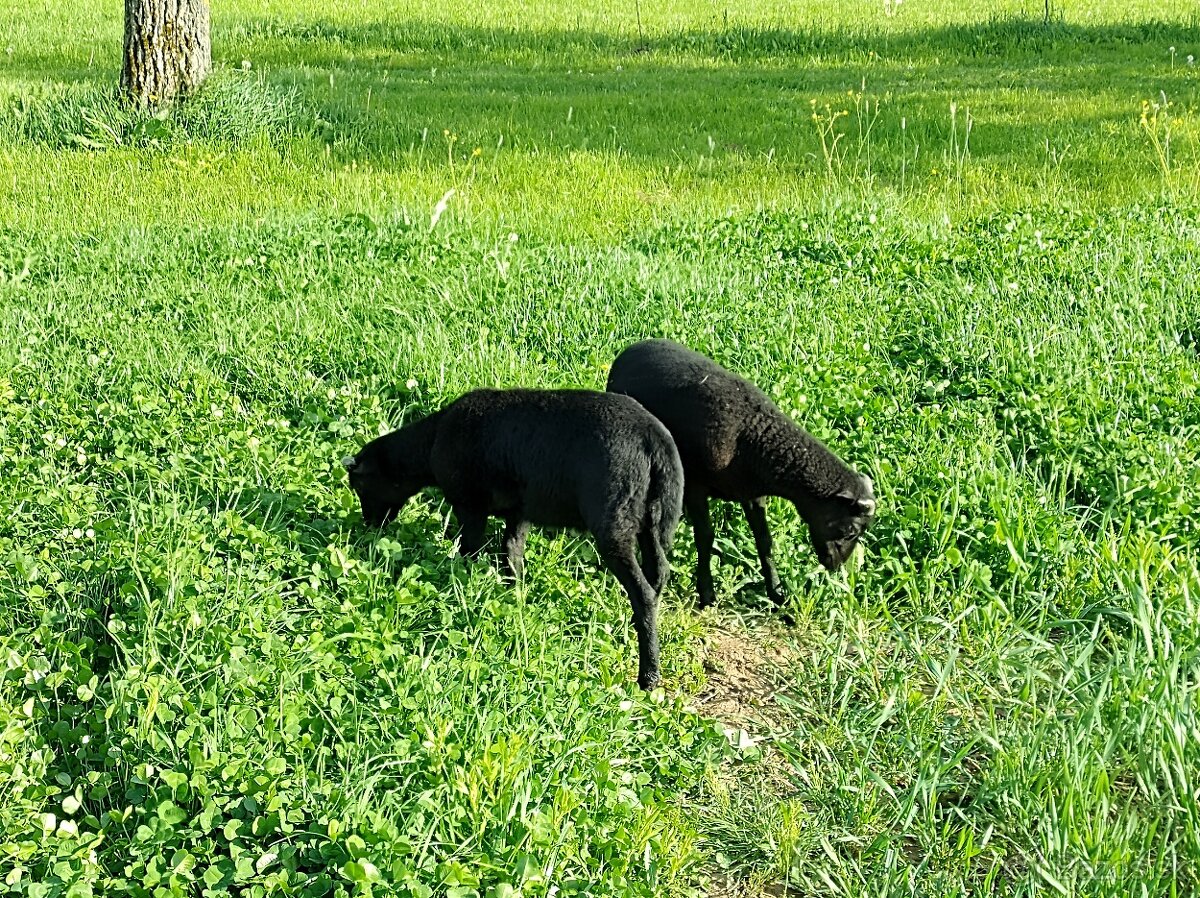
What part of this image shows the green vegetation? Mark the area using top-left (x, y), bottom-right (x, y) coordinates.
top-left (1, 1), bottom-right (1198, 896)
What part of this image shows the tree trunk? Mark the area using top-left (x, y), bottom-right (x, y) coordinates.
top-left (121, 0), bottom-right (211, 106)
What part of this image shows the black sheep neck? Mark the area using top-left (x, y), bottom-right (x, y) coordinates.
top-left (755, 416), bottom-right (858, 504)
top-left (383, 407), bottom-right (441, 483)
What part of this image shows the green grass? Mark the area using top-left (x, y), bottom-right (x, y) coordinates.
top-left (1, 1), bottom-right (1199, 896)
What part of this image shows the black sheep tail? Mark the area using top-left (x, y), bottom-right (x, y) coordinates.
top-left (641, 443), bottom-right (685, 593)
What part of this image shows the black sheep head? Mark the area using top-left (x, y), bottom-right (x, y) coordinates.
top-left (341, 443), bottom-right (423, 526)
top-left (807, 475), bottom-right (877, 571)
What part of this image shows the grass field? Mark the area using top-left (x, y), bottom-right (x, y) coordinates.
top-left (2, 0), bottom-right (1199, 896)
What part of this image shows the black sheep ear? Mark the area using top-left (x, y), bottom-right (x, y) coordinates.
top-left (836, 488), bottom-right (876, 516)
top-left (341, 455), bottom-right (358, 471)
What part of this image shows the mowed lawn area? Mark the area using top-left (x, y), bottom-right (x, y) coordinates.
top-left (1, 0), bottom-right (1199, 895)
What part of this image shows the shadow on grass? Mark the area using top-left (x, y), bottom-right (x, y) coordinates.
top-left (272, 18), bottom-right (1193, 183)
top-left (218, 16), bottom-right (1200, 64)
top-left (2, 16), bottom-right (1198, 179)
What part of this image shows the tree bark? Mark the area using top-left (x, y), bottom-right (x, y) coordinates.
top-left (121, 0), bottom-right (211, 106)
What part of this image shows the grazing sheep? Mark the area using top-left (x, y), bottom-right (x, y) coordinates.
top-left (606, 338), bottom-right (876, 610)
top-left (341, 388), bottom-right (684, 690)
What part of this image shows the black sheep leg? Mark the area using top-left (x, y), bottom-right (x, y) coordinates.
top-left (684, 489), bottom-right (717, 608)
top-left (598, 541), bottom-right (661, 690)
top-left (455, 508), bottom-right (489, 559)
top-left (501, 518), bottom-right (530, 582)
top-left (741, 497), bottom-right (786, 606)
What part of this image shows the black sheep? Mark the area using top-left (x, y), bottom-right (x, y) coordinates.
top-left (341, 388), bottom-right (684, 690)
top-left (606, 339), bottom-right (876, 610)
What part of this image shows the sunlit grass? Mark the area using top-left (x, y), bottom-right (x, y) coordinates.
top-left (3, 1), bottom-right (1200, 237)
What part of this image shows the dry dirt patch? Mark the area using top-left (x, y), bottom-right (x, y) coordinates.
top-left (693, 620), bottom-right (795, 736)
top-left (691, 619), bottom-right (802, 898)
